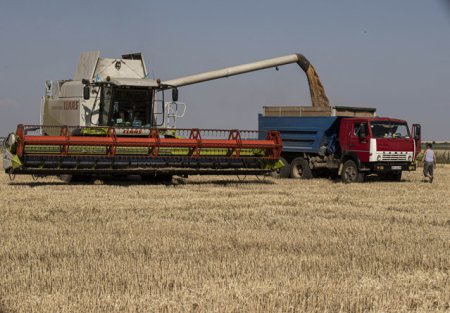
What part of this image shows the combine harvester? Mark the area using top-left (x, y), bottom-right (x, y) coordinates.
top-left (3, 52), bottom-right (327, 181)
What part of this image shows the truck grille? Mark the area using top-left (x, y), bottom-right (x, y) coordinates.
top-left (381, 154), bottom-right (407, 161)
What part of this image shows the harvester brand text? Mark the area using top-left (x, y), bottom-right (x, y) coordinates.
top-left (63, 101), bottom-right (79, 110)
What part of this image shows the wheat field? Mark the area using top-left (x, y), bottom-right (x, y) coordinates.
top-left (0, 162), bottom-right (449, 312)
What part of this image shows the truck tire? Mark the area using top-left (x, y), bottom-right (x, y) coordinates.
top-left (290, 157), bottom-right (313, 179)
top-left (271, 157), bottom-right (291, 179)
top-left (341, 160), bottom-right (364, 183)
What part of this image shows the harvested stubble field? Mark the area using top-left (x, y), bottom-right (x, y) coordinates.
top-left (0, 163), bottom-right (449, 313)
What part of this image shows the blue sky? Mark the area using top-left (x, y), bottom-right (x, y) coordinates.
top-left (0, 0), bottom-right (449, 139)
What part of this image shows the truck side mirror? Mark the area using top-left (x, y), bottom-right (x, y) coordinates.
top-left (413, 124), bottom-right (421, 140)
top-left (172, 88), bottom-right (178, 102)
top-left (83, 85), bottom-right (90, 100)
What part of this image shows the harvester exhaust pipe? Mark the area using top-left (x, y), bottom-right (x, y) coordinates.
top-left (163, 53), bottom-right (330, 107)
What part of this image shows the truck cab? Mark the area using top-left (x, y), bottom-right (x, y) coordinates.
top-left (339, 117), bottom-right (421, 181)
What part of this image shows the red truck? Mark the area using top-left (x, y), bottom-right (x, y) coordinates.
top-left (259, 106), bottom-right (421, 182)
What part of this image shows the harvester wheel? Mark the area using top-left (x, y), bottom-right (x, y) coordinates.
top-left (341, 160), bottom-right (364, 183)
top-left (157, 174), bottom-right (173, 183)
top-left (270, 157), bottom-right (291, 179)
top-left (141, 174), bottom-right (173, 183)
top-left (290, 157), bottom-right (312, 179)
top-left (60, 175), bottom-right (92, 183)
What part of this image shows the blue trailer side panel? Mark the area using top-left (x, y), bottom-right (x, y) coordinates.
top-left (258, 115), bottom-right (339, 154)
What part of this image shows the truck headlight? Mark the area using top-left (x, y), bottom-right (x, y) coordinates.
top-left (377, 155), bottom-right (382, 161)
top-left (408, 155), bottom-right (412, 161)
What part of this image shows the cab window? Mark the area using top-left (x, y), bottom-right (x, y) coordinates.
top-left (353, 122), bottom-right (368, 137)
top-left (370, 121), bottom-right (410, 138)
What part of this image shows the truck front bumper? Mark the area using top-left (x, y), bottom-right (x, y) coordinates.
top-left (368, 162), bottom-right (416, 173)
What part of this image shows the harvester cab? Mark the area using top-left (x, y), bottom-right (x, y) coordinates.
top-left (42, 51), bottom-right (185, 134)
top-left (80, 78), bottom-right (183, 129)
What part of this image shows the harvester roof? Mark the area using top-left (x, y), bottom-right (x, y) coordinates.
top-left (108, 77), bottom-right (159, 88)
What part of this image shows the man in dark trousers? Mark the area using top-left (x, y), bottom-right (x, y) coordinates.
top-left (423, 143), bottom-right (436, 183)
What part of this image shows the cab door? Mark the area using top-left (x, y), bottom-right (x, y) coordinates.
top-left (348, 121), bottom-right (370, 162)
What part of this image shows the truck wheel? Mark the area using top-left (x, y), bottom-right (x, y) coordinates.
top-left (341, 160), bottom-right (364, 183)
top-left (290, 157), bottom-right (312, 179)
top-left (271, 157), bottom-right (291, 179)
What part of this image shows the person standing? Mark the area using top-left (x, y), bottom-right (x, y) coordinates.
top-left (423, 143), bottom-right (436, 183)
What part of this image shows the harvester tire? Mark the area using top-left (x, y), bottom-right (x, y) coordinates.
top-left (271, 157), bottom-right (291, 179)
top-left (290, 157), bottom-right (312, 179)
top-left (341, 160), bottom-right (364, 183)
top-left (60, 174), bottom-right (92, 183)
top-left (141, 174), bottom-right (173, 183)
top-left (157, 174), bottom-right (173, 183)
